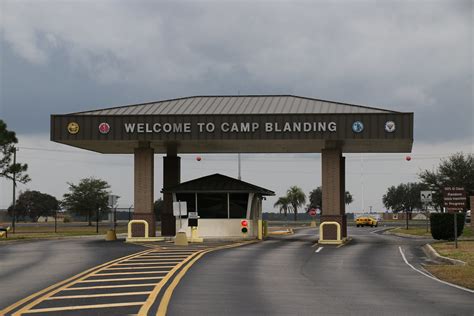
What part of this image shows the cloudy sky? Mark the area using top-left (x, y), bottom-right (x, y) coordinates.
top-left (0, 0), bottom-right (472, 213)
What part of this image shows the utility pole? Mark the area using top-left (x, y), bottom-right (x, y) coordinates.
top-left (11, 147), bottom-right (18, 233)
top-left (96, 207), bottom-right (101, 234)
top-left (238, 153), bottom-right (242, 180)
top-left (54, 208), bottom-right (58, 233)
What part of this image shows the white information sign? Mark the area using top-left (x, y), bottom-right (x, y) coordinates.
top-left (420, 191), bottom-right (432, 203)
top-left (173, 202), bottom-right (187, 216)
top-left (108, 195), bottom-right (119, 207)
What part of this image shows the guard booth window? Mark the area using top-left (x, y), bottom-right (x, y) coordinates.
top-left (229, 193), bottom-right (248, 218)
top-left (176, 193), bottom-right (196, 213)
top-left (198, 193), bottom-right (228, 218)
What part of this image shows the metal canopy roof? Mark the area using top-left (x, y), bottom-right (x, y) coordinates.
top-left (51, 94), bottom-right (413, 154)
top-left (162, 173), bottom-right (275, 196)
top-left (72, 95), bottom-right (397, 116)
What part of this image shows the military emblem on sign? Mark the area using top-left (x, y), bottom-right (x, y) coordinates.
top-left (352, 121), bottom-right (364, 133)
top-left (385, 121), bottom-right (396, 133)
top-left (67, 122), bottom-right (79, 134)
top-left (99, 122), bottom-right (110, 134)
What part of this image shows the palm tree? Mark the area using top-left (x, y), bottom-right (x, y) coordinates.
top-left (286, 186), bottom-right (306, 221)
top-left (274, 196), bottom-right (291, 218)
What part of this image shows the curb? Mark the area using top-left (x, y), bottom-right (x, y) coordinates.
top-left (268, 228), bottom-right (294, 235)
top-left (422, 243), bottom-right (466, 266)
top-left (384, 229), bottom-right (432, 239)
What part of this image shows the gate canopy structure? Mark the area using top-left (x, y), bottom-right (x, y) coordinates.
top-left (51, 95), bottom-right (413, 243)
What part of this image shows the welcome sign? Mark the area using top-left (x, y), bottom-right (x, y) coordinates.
top-left (123, 121), bottom-right (338, 134)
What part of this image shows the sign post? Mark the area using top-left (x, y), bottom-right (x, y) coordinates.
top-left (173, 201), bottom-right (187, 232)
top-left (443, 187), bottom-right (466, 249)
top-left (173, 201), bottom-right (188, 246)
top-left (106, 194), bottom-right (119, 241)
top-left (420, 191), bottom-right (433, 233)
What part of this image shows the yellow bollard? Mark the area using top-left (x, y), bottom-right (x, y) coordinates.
top-left (310, 220), bottom-right (317, 228)
top-left (105, 229), bottom-right (117, 241)
top-left (190, 227), bottom-right (203, 242)
top-left (263, 220), bottom-right (268, 238)
top-left (174, 231), bottom-right (188, 246)
top-left (258, 220), bottom-right (263, 240)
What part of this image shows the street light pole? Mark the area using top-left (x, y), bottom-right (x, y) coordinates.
top-left (54, 208), bottom-right (58, 233)
top-left (96, 207), bottom-right (101, 234)
top-left (11, 148), bottom-right (18, 233)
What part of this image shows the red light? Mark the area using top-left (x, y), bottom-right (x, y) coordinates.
top-left (241, 220), bottom-right (248, 227)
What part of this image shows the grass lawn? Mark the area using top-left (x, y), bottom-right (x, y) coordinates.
top-left (390, 227), bottom-right (432, 237)
top-left (425, 241), bottom-right (474, 290)
top-left (0, 224), bottom-right (129, 241)
top-left (460, 227), bottom-right (473, 238)
top-left (391, 226), bottom-right (473, 238)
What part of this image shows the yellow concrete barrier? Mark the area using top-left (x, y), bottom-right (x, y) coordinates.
top-left (174, 232), bottom-right (188, 246)
top-left (189, 227), bottom-right (203, 243)
top-left (125, 220), bottom-right (164, 242)
top-left (105, 229), bottom-right (117, 241)
top-left (319, 221), bottom-right (344, 245)
top-left (258, 220), bottom-right (263, 240)
top-left (127, 220), bottom-right (149, 239)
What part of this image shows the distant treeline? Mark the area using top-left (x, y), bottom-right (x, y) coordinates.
top-left (263, 212), bottom-right (356, 221)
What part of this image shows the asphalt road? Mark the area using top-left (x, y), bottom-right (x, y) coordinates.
top-left (168, 227), bottom-right (474, 316)
top-left (0, 236), bottom-right (145, 309)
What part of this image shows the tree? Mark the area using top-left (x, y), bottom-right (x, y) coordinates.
top-left (308, 186), bottom-right (354, 211)
top-left (154, 198), bottom-right (164, 218)
top-left (8, 190), bottom-right (59, 222)
top-left (286, 186), bottom-right (306, 221)
top-left (382, 182), bottom-right (426, 229)
top-left (345, 191), bottom-right (353, 205)
top-left (0, 120), bottom-right (30, 184)
top-left (419, 152), bottom-right (473, 211)
top-left (274, 196), bottom-right (292, 218)
top-left (62, 177), bottom-right (111, 226)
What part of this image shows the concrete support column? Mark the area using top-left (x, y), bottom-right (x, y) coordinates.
top-left (320, 148), bottom-right (347, 243)
top-left (132, 145), bottom-right (155, 237)
top-left (162, 151), bottom-right (181, 236)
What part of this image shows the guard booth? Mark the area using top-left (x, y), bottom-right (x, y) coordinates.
top-left (162, 174), bottom-right (274, 238)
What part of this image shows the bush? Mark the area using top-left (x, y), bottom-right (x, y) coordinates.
top-left (430, 213), bottom-right (465, 240)
top-left (63, 216), bottom-right (71, 223)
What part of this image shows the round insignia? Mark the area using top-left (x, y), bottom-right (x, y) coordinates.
top-left (384, 121), bottom-right (396, 133)
top-left (352, 121), bottom-right (364, 133)
top-left (67, 122), bottom-right (79, 134)
top-left (99, 122), bottom-right (110, 134)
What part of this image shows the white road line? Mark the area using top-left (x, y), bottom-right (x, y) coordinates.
top-left (398, 246), bottom-right (474, 294)
top-left (315, 247), bottom-right (324, 253)
top-left (370, 228), bottom-right (388, 234)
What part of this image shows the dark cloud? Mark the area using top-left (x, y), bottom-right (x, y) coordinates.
top-left (0, 0), bottom-right (471, 143)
